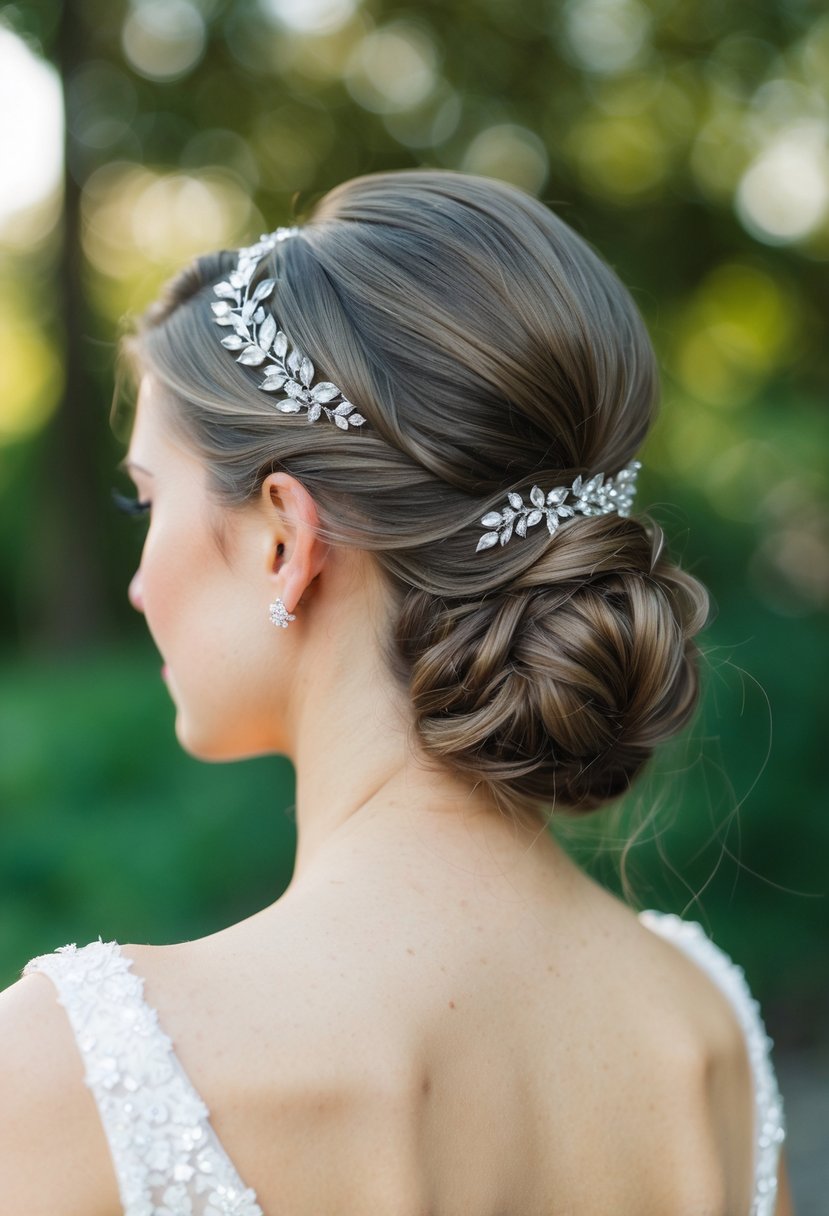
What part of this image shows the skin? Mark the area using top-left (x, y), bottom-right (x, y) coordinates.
top-left (0, 373), bottom-right (796, 1215)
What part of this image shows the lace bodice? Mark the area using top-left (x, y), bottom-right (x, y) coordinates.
top-left (23, 939), bottom-right (263, 1216)
top-left (23, 909), bottom-right (785, 1216)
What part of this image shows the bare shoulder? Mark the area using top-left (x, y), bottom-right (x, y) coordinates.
top-left (122, 914), bottom-right (420, 1215)
top-left (633, 912), bottom-right (766, 1214)
top-left (0, 969), bottom-right (119, 1216)
top-left (775, 1147), bottom-right (797, 1216)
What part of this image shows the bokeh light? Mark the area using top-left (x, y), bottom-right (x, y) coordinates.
top-left (670, 262), bottom-right (797, 407)
top-left (736, 119), bottom-right (829, 245)
top-left (562, 0), bottom-right (652, 75)
top-left (0, 289), bottom-right (62, 441)
top-left (258, 0), bottom-right (357, 36)
top-left (461, 124), bottom-right (549, 195)
top-left (0, 27), bottom-right (63, 239)
top-left (565, 112), bottom-right (669, 199)
top-left (345, 20), bottom-right (439, 113)
top-left (66, 61), bottom-right (138, 152)
top-left (121, 0), bottom-right (206, 82)
top-left (81, 163), bottom-right (254, 310)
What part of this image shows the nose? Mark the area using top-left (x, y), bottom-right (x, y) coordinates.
top-left (128, 568), bottom-right (144, 613)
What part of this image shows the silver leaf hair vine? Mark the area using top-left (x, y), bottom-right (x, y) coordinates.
top-left (211, 226), bottom-right (642, 553)
top-left (475, 460), bottom-right (642, 552)
top-left (211, 226), bottom-right (366, 430)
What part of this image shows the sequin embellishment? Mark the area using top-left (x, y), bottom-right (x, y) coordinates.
top-left (23, 940), bottom-right (263, 1216)
top-left (638, 910), bottom-right (786, 1216)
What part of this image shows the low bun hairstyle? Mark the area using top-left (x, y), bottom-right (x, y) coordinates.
top-left (123, 168), bottom-right (711, 826)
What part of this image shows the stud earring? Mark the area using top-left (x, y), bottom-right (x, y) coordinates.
top-left (269, 597), bottom-right (296, 628)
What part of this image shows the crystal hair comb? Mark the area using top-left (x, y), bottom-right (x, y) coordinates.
top-left (476, 460), bottom-right (642, 551)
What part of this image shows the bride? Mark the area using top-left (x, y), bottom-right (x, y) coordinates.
top-left (0, 169), bottom-right (792, 1215)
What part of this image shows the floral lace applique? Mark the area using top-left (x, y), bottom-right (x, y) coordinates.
top-left (23, 940), bottom-right (263, 1216)
top-left (639, 910), bottom-right (786, 1216)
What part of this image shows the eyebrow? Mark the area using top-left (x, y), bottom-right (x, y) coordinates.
top-left (118, 457), bottom-right (154, 477)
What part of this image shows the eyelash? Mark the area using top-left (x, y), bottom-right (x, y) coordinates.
top-left (111, 488), bottom-right (152, 517)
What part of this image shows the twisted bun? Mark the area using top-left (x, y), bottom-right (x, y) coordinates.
top-left (397, 515), bottom-right (710, 820)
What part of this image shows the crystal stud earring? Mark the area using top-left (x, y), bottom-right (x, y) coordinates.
top-left (269, 597), bottom-right (296, 628)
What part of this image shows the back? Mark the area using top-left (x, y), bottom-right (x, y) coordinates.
top-left (69, 868), bottom-right (779, 1216)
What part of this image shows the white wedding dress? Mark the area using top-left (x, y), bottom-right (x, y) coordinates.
top-left (23, 909), bottom-right (786, 1216)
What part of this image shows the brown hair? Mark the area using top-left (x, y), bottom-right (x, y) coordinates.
top-left (121, 168), bottom-right (710, 828)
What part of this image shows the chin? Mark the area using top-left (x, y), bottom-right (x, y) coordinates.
top-left (173, 714), bottom-right (276, 763)
top-left (174, 715), bottom-right (231, 762)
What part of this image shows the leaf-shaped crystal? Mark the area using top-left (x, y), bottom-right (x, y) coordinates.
top-left (481, 511), bottom-right (503, 528)
top-left (259, 315), bottom-right (277, 351)
top-left (476, 532), bottom-right (499, 552)
top-left (275, 398), bottom-right (301, 412)
top-left (546, 487), bottom-right (567, 506)
top-left (259, 376), bottom-right (286, 392)
top-left (221, 335), bottom-right (244, 349)
top-left (300, 356), bottom-right (314, 388)
top-left (274, 331), bottom-right (288, 358)
top-left (348, 414), bottom-right (366, 426)
top-left (312, 382), bottom-right (340, 403)
top-left (252, 278), bottom-right (275, 303)
top-left (583, 474), bottom-right (604, 495)
top-left (238, 346), bottom-right (266, 365)
top-left (211, 301), bottom-right (231, 317)
top-left (334, 414), bottom-right (349, 430)
top-left (284, 379), bottom-right (304, 398)
top-left (530, 486), bottom-right (545, 508)
top-left (526, 509), bottom-right (543, 527)
top-left (287, 348), bottom-right (302, 376)
top-left (333, 401), bottom-right (354, 415)
top-left (307, 403), bottom-right (322, 423)
top-left (213, 282), bottom-right (237, 299)
top-left (546, 514), bottom-right (560, 536)
top-left (516, 516), bottom-right (528, 537)
top-left (501, 520), bottom-right (514, 544)
top-left (508, 492), bottom-right (523, 510)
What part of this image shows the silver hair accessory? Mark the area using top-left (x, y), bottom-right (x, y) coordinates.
top-left (476, 459), bottom-right (642, 552)
top-left (269, 597), bottom-right (296, 628)
top-left (211, 226), bottom-right (366, 430)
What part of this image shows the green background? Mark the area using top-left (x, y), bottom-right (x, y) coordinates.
top-left (0, 0), bottom-right (827, 1061)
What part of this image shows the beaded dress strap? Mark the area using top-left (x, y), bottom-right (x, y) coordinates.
top-left (638, 910), bottom-right (786, 1216)
top-left (23, 939), bottom-right (263, 1216)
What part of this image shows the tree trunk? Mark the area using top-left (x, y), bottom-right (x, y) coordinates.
top-left (21, 0), bottom-right (112, 654)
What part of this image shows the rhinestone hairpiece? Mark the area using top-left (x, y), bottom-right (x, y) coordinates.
top-left (476, 459), bottom-right (642, 552)
top-left (210, 226), bottom-right (366, 429)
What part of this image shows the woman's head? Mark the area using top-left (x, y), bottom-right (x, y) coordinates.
top-left (121, 168), bottom-right (710, 824)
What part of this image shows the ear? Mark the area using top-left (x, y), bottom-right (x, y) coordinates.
top-left (259, 471), bottom-right (331, 613)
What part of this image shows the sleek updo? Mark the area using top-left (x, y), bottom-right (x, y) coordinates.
top-left (123, 169), bottom-right (710, 826)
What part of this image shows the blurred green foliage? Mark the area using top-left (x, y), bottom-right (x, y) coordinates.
top-left (0, 0), bottom-right (826, 1038)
